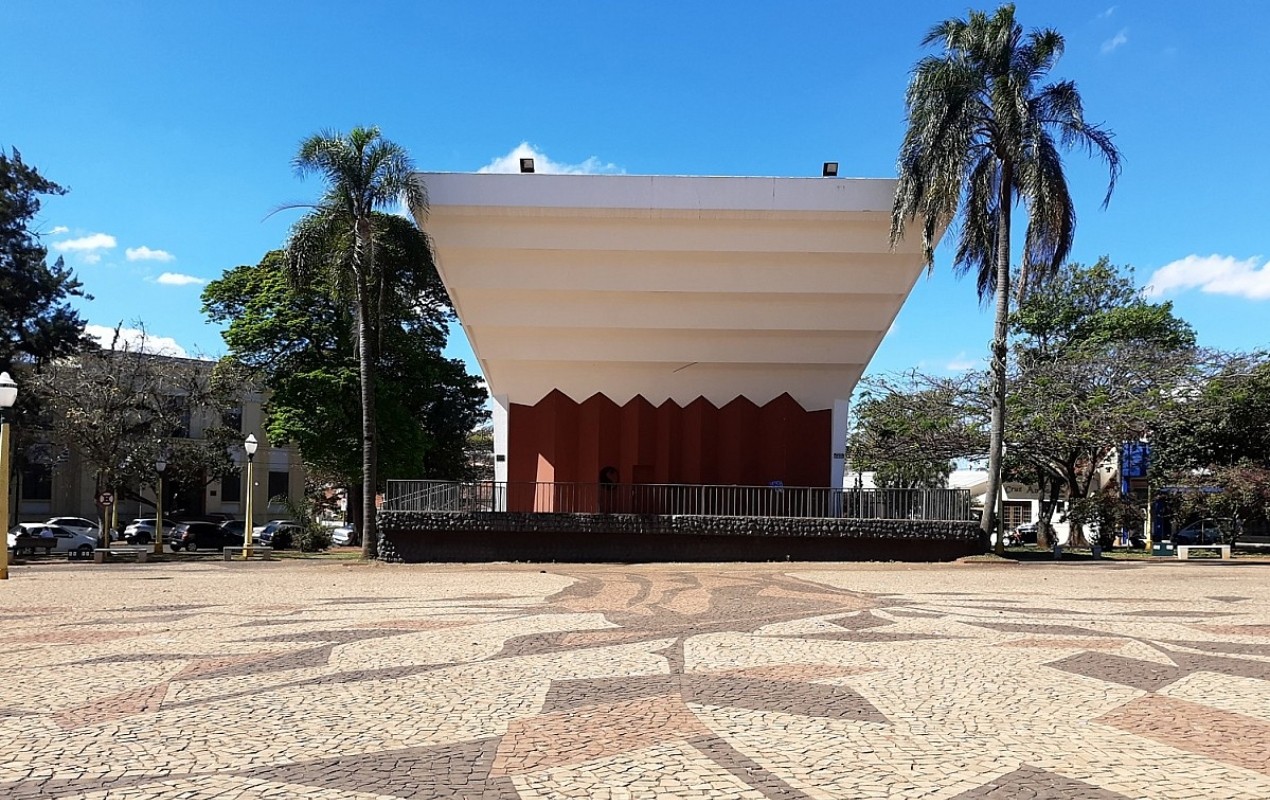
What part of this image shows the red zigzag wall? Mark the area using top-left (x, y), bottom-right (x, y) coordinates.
top-left (508, 390), bottom-right (831, 489)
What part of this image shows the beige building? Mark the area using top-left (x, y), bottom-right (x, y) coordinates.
top-left (16, 383), bottom-right (305, 528)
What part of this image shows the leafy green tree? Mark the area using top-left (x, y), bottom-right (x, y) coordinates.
top-left (890, 4), bottom-right (1121, 551)
top-left (0, 148), bottom-right (92, 387)
top-left (1152, 353), bottom-right (1270, 540)
top-left (1007, 259), bottom-right (1196, 546)
top-left (850, 373), bottom-right (985, 487)
top-left (1152, 354), bottom-right (1270, 475)
top-left (202, 238), bottom-right (486, 538)
top-left (285, 127), bottom-right (428, 558)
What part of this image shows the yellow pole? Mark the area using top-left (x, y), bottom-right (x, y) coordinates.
top-left (242, 457), bottom-right (254, 559)
top-left (0, 420), bottom-right (10, 580)
top-left (153, 474), bottom-right (164, 555)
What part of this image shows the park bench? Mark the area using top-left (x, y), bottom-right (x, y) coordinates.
top-left (10, 535), bottom-right (56, 557)
top-left (222, 547), bottom-right (274, 561)
top-left (93, 545), bottom-right (152, 564)
top-left (1176, 544), bottom-right (1231, 561)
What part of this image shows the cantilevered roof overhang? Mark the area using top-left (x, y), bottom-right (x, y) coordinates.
top-left (412, 172), bottom-right (936, 411)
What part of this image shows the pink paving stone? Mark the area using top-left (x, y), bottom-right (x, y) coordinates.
top-left (52, 683), bottom-right (168, 730)
top-left (1098, 694), bottom-right (1270, 775)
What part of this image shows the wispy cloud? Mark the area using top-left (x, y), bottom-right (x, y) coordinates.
top-left (1144, 254), bottom-right (1270, 301)
top-left (1101, 28), bottom-right (1129, 54)
top-left (49, 225), bottom-right (69, 235)
top-left (1097, 6), bottom-right (1117, 19)
top-left (478, 142), bottom-right (624, 175)
top-left (946, 352), bottom-right (978, 371)
top-left (84, 324), bottom-right (189, 358)
top-left (154, 271), bottom-right (206, 286)
top-left (126, 246), bottom-right (175, 262)
top-left (52, 232), bottom-right (116, 253)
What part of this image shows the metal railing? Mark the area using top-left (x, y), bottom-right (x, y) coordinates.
top-left (384, 480), bottom-right (973, 521)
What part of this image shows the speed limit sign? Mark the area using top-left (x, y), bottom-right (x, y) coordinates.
top-left (97, 491), bottom-right (114, 507)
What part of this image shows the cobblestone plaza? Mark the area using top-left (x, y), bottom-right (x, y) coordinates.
top-left (2, 559), bottom-right (1268, 798)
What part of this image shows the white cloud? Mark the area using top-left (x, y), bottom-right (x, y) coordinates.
top-left (478, 142), bottom-right (623, 175)
top-left (84, 324), bottom-right (189, 358)
top-left (946, 352), bottom-right (978, 371)
top-left (52, 232), bottom-right (116, 253)
top-left (1098, 6), bottom-right (1117, 19)
top-left (49, 225), bottom-right (69, 235)
top-left (126, 246), bottom-right (175, 262)
top-left (1101, 28), bottom-right (1129, 54)
top-left (1144, 254), bottom-right (1270, 301)
top-left (154, 271), bottom-right (206, 286)
top-left (83, 253), bottom-right (102, 265)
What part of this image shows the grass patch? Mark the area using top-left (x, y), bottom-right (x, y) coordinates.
top-left (272, 549), bottom-right (366, 561)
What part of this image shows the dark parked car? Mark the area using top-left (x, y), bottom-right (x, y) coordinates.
top-left (1174, 519), bottom-right (1232, 546)
top-left (219, 520), bottom-right (245, 539)
top-left (257, 520), bottom-right (302, 549)
top-left (170, 521), bottom-right (244, 552)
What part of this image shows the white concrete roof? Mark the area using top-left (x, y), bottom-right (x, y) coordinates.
top-left (415, 172), bottom-right (938, 410)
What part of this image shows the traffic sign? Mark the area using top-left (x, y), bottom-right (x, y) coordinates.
top-left (97, 491), bottom-right (114, 507)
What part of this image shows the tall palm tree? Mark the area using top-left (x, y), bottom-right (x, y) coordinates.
top-left (890, 4), bottom-right (1120, 552)
top-left (288, 127), bottom-right (427, 558)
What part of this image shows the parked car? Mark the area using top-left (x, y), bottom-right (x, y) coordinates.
top-left (330, 524), bottom-right (357, 547)
top-left (176, 512), bottom-right (235, 524)
top-left (252, 519), bottom-right (293, 542)
top-left (45, 516), bottom-right (101, 539)
top-left (1175, 519), bottom-right (1232, 546)
top-left (256, 520), bottom-right (302, 549)
top-left (122, 518), bottom-right (179, 545)
top-left (8, 524), bottom-right (95, 555)
top-left (170, 521), bottom-right (244, 552)
top-left (219, 520), bottom-right (246, 539)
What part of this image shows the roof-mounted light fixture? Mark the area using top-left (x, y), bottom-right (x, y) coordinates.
top-left (822, 161), bottom-right (839, 178)
top-left (519, 158), bottom-right (535, 174)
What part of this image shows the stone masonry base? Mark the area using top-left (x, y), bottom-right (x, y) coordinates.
top-left (377, 512), bottom-right (985, 563)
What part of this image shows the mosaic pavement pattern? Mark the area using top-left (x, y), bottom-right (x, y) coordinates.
top-left (1, 560), bottom-right (1269, 798)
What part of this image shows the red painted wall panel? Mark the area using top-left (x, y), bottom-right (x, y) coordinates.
top-left (508, 392), bottom-right (831, 500)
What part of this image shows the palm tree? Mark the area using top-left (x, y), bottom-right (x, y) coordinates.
top-left (890, 4), bottom-right (1120, 553)
top-left (288, 127), bottom-right (427, 558)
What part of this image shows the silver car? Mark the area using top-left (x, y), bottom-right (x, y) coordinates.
top-left (8, 524), bottom-right (96, 556)
top-left (122, 518), bottom-right (179, 545)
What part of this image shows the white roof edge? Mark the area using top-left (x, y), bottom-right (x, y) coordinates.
top-left (415, 172), bottom-right (898, 214)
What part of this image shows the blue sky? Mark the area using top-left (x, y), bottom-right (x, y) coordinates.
top-left (4, 1), bottom-right (1268, 381)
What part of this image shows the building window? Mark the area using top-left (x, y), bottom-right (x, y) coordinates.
top-left (21, 463), bottom-right (53, 501)
top-left (221, 407), bottom-right (243, 432)
top-left (221, 471), bottom-right (242, 502)
top-left (267, 470), bottom-right (289, 503)
top-left (1001, 501), bottom-right (1033, 528)
top-left (163, 395), bottom-right (192, 438)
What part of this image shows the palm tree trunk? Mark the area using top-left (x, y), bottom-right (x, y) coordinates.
top-left (354, 224), bottom-right (379, 560)
top-left (983, 162), bottom-right (1013, 555)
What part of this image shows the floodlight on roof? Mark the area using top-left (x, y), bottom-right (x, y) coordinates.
top-left (519, 158), bottom-right (535, 174)
top-left (822, 161), bottom-right (839, 177)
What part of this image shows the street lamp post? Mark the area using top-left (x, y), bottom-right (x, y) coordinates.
top-left (242, 434), bottom-right (257, 559)
top-left (0, 372), bottom-right (17, 581)
top-left (154, 458), bottom-right (167, 555)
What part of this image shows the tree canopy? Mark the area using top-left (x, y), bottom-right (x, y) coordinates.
top-left (284, 126), bottom-right (429, 558)
top-left (202, 231), bottom-right (486, 497)
top-left (0, 149), bottom-right (91, 380)
top-left (890, 4), bottom-right (1121, 548)
top-left (33, 325), bottom-right (240, 536)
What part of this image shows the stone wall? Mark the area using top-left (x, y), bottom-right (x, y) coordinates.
top-left (377, 511), bottom-right (985, 563)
